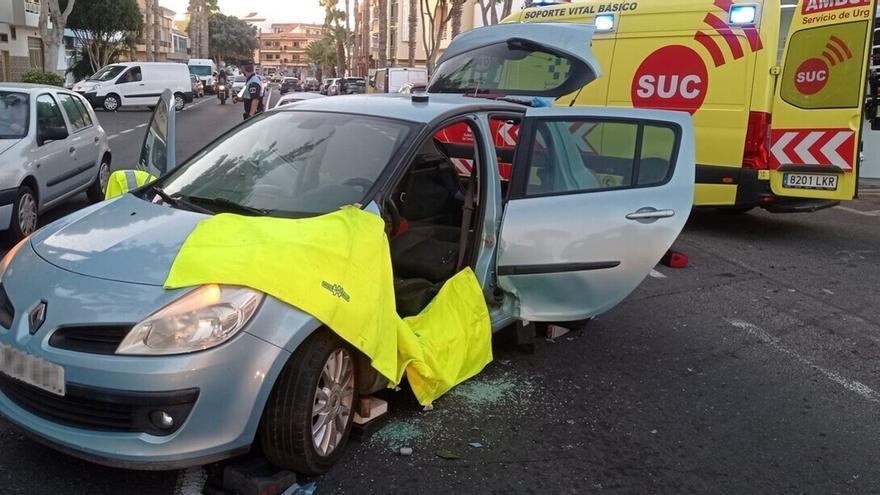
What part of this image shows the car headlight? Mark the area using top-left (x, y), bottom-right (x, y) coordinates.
top-left (0, 236), bottom-right (30, 284)
top-left (116, 285), bottom-right (264, 355)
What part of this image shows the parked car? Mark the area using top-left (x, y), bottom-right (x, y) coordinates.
top-left (0, 24), bottom-right (694, 475)
top-left (338, 77), bottom-right (366, 95)
top-left (273, 92), bottom-right (326, 108)
top-left (190, 75), bottom-right (204, 98)
top-left (0, 84), bottom-right (111, 241)
top-left (280, 77), bottom-right (301, 94)
top-left (72, 62), bottom-right (193, 112)
top-left (320, 78), bottom-right (338, 95)
top-left (304, 78), bottom-right (320, 92)
top-left (372, 67), bottom-right (427, 94)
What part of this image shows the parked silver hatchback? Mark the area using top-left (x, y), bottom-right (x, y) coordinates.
top-left (0, 84), bottom-right (111, 242)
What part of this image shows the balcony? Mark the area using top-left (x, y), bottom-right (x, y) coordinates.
top-left (24, 1), bottom-right (40, 27)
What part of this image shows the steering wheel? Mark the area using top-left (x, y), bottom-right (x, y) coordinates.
top-left (343, 177), bottom-right (374, 194)
top-left (382, 197), bottom-right (401, 238)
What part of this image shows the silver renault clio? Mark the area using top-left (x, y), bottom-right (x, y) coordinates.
top-left (0, 83), bottom-right (111, 242)
top-left (0, 24), bottom-right (694, 474)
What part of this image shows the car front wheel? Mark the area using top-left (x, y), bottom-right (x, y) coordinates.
top-left (260, 328), bottom-right (357, 475)
top-left (5, 185), bottom-right (38, 243)
top-left (102, 94), bottom-right (120, 112)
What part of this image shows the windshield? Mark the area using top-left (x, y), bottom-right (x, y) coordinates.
top-left (0, 92), bottom-right (29, 139)
top-left (159, 111), bottom-right (416, 217)
top-left (189, 65), bottom-right (213, 76)
top-left (89, 65), bottom-right (126, 81)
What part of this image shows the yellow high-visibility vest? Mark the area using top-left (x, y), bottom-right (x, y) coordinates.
top-left (165, 206), bottom-right (492, 405)
top-left (105, 170), bottom-right (156, 200)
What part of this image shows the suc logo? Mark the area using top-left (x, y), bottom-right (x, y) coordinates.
top-left (631, 45), bottom-right (709, 115)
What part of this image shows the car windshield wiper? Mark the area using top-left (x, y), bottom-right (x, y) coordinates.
top-left (186, 196), bottom-right (270, 216)
top-left (147, 184), bottom-right (213, 214)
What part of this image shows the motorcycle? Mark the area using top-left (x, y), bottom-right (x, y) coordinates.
top-left (217, 84), bottom-right (228, 105)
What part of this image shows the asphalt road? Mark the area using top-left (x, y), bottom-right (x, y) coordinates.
top-left (2, 97), bottom-right (879, 493)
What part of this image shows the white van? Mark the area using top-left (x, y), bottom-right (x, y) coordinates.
top-left (372, 67), bottom-right (428, 94)
top-left (188, 58), bottom-right (217, 93)
top-left (73, 62), bottom-right (193, 112)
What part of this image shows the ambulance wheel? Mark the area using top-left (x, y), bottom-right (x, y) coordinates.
top-left (87, 156), bottom-right (111, 203)
top-left (260, 328), bottom-right (358, 475)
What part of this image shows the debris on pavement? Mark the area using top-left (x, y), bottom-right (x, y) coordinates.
top-left (282, 481), bottom-right (317, 495)
top-left (423, 404), bottom-right (434, 412)
top-left (399, 447), bottom-right (413, 456)
top-left (546, 324), bottom-right (571, 339)
top-left (435, 450), bottom-right (462, 460)
top-left (468, 442), bottom-right (484, 448)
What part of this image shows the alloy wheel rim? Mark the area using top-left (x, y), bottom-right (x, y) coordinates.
top-left (18, 193), bottom-right (37, 235)
top-left (99, 162), bottom-right (110, 193)
top-left (105, 97), bottom-right (118, 111)
top-left (311, 348), bottom-right (354, 457)
top-left (175, 95), bottom-right (184, 110)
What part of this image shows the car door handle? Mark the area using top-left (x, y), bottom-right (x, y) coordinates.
top-left (94, 136), bottom-right (99, 143)
top-left (626, 208), bottom-right (675, 221)
top-left (68, 146), bottom-right (76, 154)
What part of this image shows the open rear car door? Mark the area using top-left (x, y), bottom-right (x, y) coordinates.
top-left (769, 0), bottom-right (877, 201)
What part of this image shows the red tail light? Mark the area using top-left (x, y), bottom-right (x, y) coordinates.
top-left (742, 111), bottom-right (772, 170)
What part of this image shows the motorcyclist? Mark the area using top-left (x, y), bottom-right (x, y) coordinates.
top-left (216, 69), bottom-right (229, 98)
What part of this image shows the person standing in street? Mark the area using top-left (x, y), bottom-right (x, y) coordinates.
top-left (241, 61), bottom-right (264, 120)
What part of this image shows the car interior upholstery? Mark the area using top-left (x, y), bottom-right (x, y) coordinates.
top-left (389, 126), bottom-right (477, 317)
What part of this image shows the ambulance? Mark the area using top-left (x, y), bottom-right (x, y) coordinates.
top-left (485, 0), bottom-right (878, 212)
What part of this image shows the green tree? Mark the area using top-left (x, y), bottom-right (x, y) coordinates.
top-left (38, 0), bottom-right (76, 73)
top-left (208, 13), bottom-right (259, 66)
top-left (67, 0), bottom-right (143, 73)
top-left (307, 38), bottom-right (336, 80)
top-left (320, 0), bottom-right (348, 77)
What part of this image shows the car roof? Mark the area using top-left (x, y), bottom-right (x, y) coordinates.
top-left (0, 83), bottom-right (75, 93)
top-left (275, 93), bottom-right (524, 124)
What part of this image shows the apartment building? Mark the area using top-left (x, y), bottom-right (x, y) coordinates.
top-left (0, 0), bottom-right (43, 81)
top-left (257, 23), bottom-right (323, 78)
top-left (132, 1), bottom-right (190, 63)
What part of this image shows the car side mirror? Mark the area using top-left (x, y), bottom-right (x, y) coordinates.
top-left (38, 126), bottom-right (68, 146)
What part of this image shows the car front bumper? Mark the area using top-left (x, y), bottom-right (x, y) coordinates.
top-left (0, 243), bottom-right (293, 470)
top-left (77, 91), bottom-right (106, 108)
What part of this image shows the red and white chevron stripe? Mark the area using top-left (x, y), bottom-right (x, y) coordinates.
top-left (769, 129), bottom-right (855, 171)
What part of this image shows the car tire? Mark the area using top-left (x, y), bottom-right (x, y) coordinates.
top-left (86, 157), bottom-right (111, 203)
top-left (5, 185), bottom-right (38, 243)
top-left (173, 93), bottom-right (185, 111)
top-left (103, 93), bottom-right (120, 112)
top-left (259, 328), bottom-right (358, 475)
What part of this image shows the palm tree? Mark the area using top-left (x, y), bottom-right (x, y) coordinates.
top-left (407, 0), bottom-right (417, 67)
top-left (378, 0), bottom-right (387, 68)
top-left (152, 0), bottom-right (162, 60)
top-left (307, 38), bottom-right (336, 80)
top-left (144, 0), bottom-right (154, 60)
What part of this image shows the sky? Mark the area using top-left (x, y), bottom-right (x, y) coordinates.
top-left (162, 0), bottom-right (325, 25)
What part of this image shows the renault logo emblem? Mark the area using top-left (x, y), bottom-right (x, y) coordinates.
top-left (28, 301), bottom-right (47, 335)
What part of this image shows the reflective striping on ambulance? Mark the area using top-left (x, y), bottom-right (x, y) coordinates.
top-left (501, 0), bottom-right (877, 210)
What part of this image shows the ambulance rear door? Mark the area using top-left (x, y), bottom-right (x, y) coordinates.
top-left (769, 0), bottom-right (877, 200)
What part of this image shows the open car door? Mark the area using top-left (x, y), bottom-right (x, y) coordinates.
top-left (769, 0), bottom-right (877, 201)
top-left (497, 107), bottom-right (695, 322)
top-left (138, 89), bottom-right (177, 177)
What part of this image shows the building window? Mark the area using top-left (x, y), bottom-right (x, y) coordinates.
top-left (0, 34), bottom-right (8, 43)
top-left (28, 37), bottom-right (43, 70)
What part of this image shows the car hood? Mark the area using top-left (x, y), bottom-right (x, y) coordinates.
top-left (0, 139), bottom-right (21, 156)
top-left (31, 194), bottom-right (206, 286)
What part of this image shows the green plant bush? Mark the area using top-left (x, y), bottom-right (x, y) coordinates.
top-left (21, 70), bottom-right (65, 87)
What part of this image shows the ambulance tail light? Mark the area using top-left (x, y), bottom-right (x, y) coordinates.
top-left (743, 111), bottom-right (771, 170)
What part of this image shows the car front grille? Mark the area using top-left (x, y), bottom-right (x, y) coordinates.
top-left (0, 373), bottom-right (198, 436)
top-left (48, 326), bottom-right (131, 355)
